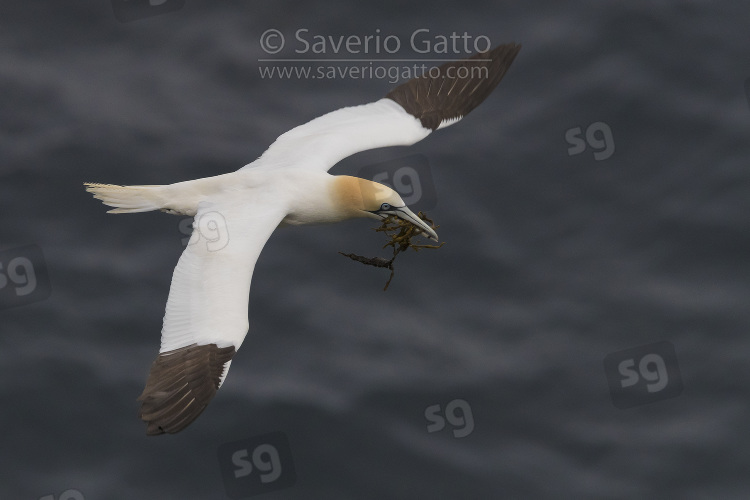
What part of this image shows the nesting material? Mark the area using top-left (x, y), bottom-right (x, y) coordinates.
top-left (339, 212), bottom-right (445, 290)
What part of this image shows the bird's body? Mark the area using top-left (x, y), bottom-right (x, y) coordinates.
top-left (85, 43), bottom-right (521, 435)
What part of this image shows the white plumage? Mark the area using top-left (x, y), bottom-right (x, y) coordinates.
top-left (84, 42), bottom-right (521, 435)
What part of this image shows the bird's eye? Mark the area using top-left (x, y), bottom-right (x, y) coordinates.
top-left (380, 203), bottom-right (392, 211)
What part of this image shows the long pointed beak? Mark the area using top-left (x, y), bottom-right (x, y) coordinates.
top-left (383, 206), bottom-right (439, 242)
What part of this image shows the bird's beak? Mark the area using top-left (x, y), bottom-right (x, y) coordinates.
top-left (378, 206), bottom-right (439, 242)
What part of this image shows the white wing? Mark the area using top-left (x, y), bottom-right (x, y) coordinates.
top-left (244, 43), bottom-right (522, 173)
top-left (248, 98), bottom-right (431, 171)
top-left (137, 196), bottom-right (287, 435)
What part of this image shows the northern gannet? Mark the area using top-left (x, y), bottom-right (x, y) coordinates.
top-left (85, 43), bottom-right (521, 435)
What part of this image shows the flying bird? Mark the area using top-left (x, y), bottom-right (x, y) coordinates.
top-left (85, 43), bottom-right (521, 435)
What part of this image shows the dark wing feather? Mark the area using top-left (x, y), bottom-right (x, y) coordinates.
top-left (385, 43), bottom-right (521, 130)
top-left (137, 343), bottom-right (235, 435)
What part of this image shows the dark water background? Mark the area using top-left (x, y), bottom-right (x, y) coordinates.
top-left (1, 1), bottom-right (749, 498)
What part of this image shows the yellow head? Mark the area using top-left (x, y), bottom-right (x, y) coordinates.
top-left (332, 175), bottom-right (438, 241)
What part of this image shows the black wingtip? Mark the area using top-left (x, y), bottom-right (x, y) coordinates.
top-left (385, 42), bottom-right (521, 130)
top-left (137, 343), bottom-right (235, 435)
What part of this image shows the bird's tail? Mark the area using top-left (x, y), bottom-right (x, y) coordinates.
top-left (83, 183), bottom-right (167, 214)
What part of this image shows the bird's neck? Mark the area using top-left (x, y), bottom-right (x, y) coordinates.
top-left (280, 174), bottom-right (372, 226)
top-left (330, 176), bottom-right (369, 217)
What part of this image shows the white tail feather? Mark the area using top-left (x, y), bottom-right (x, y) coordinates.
top-left (84, 183), bottom-right (167, 214)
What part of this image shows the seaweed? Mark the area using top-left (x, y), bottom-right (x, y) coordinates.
top-left (339, 212), bottom-right (445, 290)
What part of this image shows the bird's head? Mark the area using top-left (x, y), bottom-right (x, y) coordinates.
top-left (333, 175), bottom-right (438, 241)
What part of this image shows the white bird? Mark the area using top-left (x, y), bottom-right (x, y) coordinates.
top-left (85, 43), bottom-right (520, 435)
